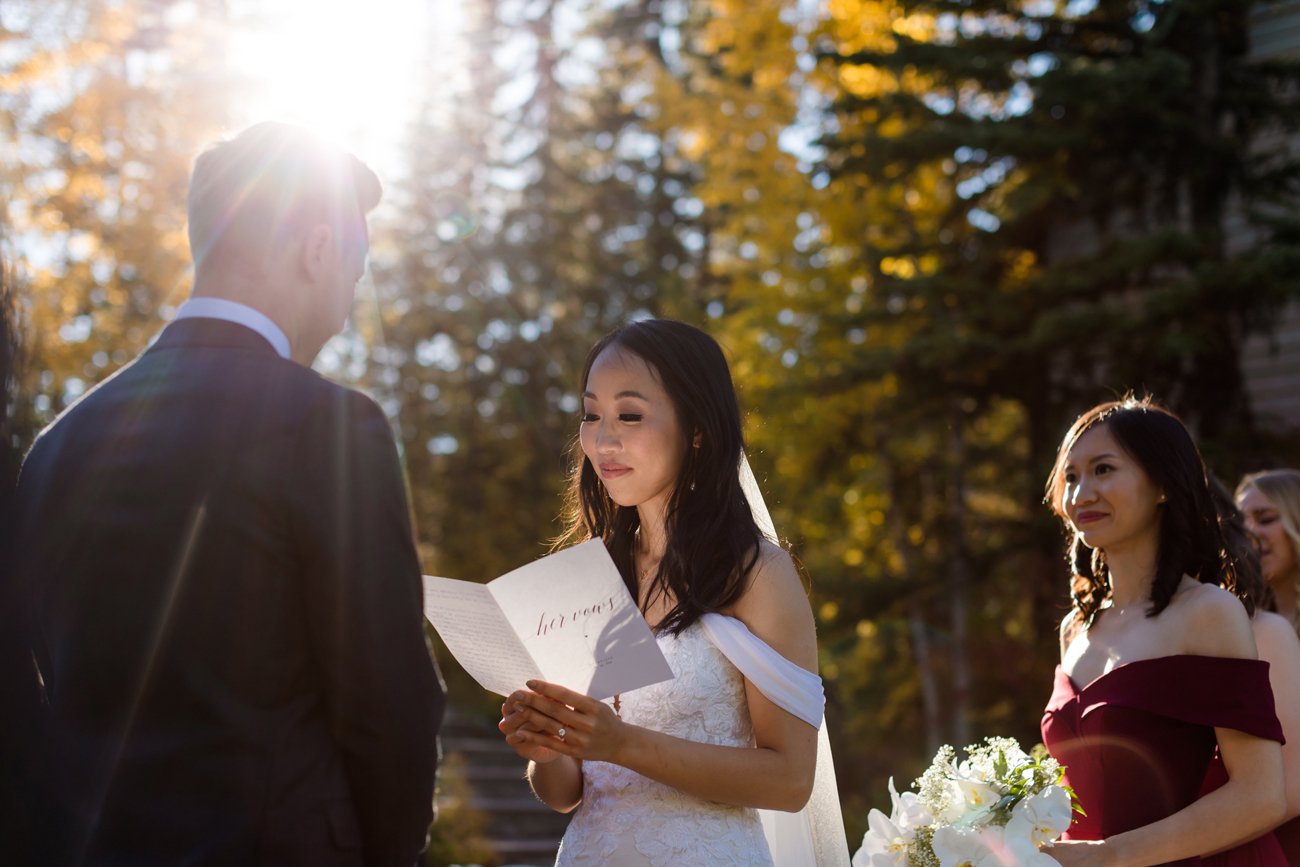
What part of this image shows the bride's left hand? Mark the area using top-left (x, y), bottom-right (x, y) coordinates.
top-left (506, 679), bottom-right (627, 764)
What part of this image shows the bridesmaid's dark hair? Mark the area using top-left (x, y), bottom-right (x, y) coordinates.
top-left (557, 319), bottom-right (764, 636)
top-left (1209, 475), bottom-right (1276, 614)
top-left (1045, 396), bottom-right (1252, 628)
top-left (0, 251), bottom-right (17, 535)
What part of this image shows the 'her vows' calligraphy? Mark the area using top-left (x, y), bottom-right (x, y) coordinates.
top-left (537, 595), bottom-right (620, 637)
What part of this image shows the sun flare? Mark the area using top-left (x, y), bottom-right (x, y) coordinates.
top-left (226, 0), bottom-right (462, 172)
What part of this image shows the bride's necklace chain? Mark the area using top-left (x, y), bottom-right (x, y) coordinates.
top-left (613, 551), bottom-right (662, 720)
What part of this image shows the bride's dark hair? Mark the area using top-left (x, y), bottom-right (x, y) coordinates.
top-left (1044, 395), bottom-right (1252, 629)
top-left (556, 319), bottom-right (764, 636)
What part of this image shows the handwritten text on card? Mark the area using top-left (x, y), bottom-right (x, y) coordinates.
top-left (536, 595), bottom-right (620, 636)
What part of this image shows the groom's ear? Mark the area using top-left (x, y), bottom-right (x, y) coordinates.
top-left (300, 224), bottom-right (336, 282)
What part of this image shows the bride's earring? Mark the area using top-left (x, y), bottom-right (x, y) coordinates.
top-left (688, 438), bottom-right (700, 491)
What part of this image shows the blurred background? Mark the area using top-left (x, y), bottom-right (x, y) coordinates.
top-left (4, 0), bottom-right (1300, 863)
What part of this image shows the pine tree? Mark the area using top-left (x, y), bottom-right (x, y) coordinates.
top-left (645, 0), bottom-right (1300, 829)
top-left (805, 0), bottom-right (1300, 813)
top-left (367, 0), bottom-right (712, 591)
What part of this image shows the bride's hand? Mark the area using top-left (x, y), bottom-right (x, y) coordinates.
top-left (498, 695), bottom-right (563, 764)
top-left (507, 679), bottom-right (627, 764)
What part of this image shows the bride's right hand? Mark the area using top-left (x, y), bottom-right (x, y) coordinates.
top-left (499, 695), bottom-right (562, 764)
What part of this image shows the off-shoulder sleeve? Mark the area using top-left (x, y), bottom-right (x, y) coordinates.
top-left (699, 613), bottom-right (851, 866)
top-left (698, 612), bottom-right (823, 727)
top-left (1079, 656), bottom-right (1284, 742)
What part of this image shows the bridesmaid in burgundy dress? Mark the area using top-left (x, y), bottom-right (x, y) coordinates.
top-left (1039, 397), bottom-right (1287, 867)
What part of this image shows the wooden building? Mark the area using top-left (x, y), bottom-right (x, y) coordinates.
top-left (1244, 1), bottom-right (1300, 432)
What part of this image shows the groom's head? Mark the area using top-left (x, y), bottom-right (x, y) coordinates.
top-left (186, 122), bottom-right (381, 363)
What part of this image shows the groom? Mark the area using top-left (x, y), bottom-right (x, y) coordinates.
top-left (12, 123), bottom-right (444, 866)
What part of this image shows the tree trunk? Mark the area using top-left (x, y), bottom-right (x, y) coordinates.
top-left (946, 406), bottom-right (972, 748)
top-left (890, 457), bottom-right (944, 753)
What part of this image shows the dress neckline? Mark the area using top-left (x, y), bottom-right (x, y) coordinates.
top-left (1057, 654), bottom-right (1261, 694)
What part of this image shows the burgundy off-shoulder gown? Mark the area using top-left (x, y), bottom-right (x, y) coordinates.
top-left (1042, 655), bottom-right (1286, 867)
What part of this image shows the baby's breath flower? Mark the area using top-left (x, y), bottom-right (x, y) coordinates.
top-left (907, 826), bottom-right (940, 867)
top-left (915, 750), bottom-right (965, 823)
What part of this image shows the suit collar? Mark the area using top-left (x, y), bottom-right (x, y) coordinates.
top-left (173, 298), bottom-right (291, 359)
top-left (149, 317), bottom-right (291, 359)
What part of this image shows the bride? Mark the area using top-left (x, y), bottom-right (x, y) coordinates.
top-left (498, 319), bottom-right (847, 865)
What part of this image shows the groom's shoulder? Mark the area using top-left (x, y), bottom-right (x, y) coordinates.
top-left (292, 369), bottom-right (383, 415)
top-left (20, 351), bottom-right (149, 455)
top-left (287, 378), bottom-right (403, 490)
top-left (290, 372), bottom-right (394, 441)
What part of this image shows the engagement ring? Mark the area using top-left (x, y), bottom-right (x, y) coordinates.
top-left (557, 727), bottom-right (567, 740)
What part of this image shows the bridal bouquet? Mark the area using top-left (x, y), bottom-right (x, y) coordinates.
top-left (852, 737), bottom-right (1080, 867)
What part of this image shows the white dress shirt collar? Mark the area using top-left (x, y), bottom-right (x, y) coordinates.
top-left (173, 297), bottom-right (291, 360)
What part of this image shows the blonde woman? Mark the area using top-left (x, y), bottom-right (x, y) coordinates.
top-left (1237, 469), bottom-right (1300, 864)
top-left (1238, 470), bottom-right (1300, 628)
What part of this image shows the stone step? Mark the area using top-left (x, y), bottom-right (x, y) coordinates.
top-left (489, 836), bottom-right (563, 865)
top-left (476, 802), bottom-right (570, 840)
top-left (463, 775), bottom-right (536, 802)
top-left (470, 794), bottom-right (553, 813)
top-left (443, 735), bottom-right (525, 763)
top-left (444, 731), bottom-right (512, 747)
top-left (440, 709), bottom-right (504, 738)
top-left (462, 764), bottom-right (529, 782)
top-left (439, 706), bottom-right (569, 864)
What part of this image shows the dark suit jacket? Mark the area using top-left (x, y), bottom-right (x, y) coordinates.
top-left (13, 318), bottom-right (444, 867)
top-left (0, 341), bottom-right (49, 864)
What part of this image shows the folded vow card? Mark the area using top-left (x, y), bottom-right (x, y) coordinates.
top-left (422, 539), bottom-right (675, 700)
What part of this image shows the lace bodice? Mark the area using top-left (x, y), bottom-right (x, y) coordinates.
top-left (554, 621), bottom-right (773, 866)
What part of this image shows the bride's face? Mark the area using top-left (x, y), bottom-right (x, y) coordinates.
top-left (580, 345), bottom-right (688, 514)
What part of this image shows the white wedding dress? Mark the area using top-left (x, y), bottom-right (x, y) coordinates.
top-left (555, 620), bottom-right (772, 865)
top-left (553, 615), bottom-right (850, 866)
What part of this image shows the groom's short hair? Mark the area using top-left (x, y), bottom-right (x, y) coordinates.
top-left (186, 122), bottom-right (381, 270)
